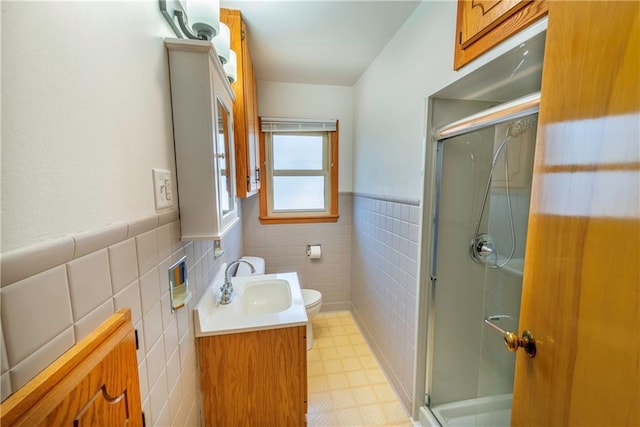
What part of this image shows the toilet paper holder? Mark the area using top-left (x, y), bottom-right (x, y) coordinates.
top-left (306, 244), bottom-right (322, 258)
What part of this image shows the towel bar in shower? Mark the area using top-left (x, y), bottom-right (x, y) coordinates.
top-left (484, 315), bottom-right (537, 358)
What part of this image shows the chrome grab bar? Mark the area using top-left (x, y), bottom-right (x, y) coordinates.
top-left (484, 315), bottom-right (536, 358)
top-left (484, 315), bottom-right (515, 336)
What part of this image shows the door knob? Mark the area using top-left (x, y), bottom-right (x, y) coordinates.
top-left (503, 330), bottom-right (536, 357)
top-left (484, 316), bottom-right (537, 357)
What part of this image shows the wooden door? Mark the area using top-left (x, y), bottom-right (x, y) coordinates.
top-left (512, 2), bottom-right (639, 425)
top-left (0, 309), bottom-right (142, 426)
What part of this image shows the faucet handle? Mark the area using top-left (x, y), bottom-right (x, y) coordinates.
top-left (218, 282), bottom-right (235, 305)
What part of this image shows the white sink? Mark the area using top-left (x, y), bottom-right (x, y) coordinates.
top-left (194, 269), bottom-right (308, 337)
top-left (243, 279), bottom-right (292, 315)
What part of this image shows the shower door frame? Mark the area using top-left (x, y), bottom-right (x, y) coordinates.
top-left (423, 92), bottom-right (540, 423)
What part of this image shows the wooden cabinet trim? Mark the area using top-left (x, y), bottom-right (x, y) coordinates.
top-left (221, 8), bottom-right (261, 199)
top-left (454, 0), bottom-right (548, 70)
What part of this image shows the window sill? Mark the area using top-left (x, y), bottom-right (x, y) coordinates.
top-left (259, 215), bottom-right (339, 225)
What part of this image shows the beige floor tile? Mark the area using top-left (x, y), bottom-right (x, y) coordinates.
top-left (331, 389), bottom-right (357, 408)
top-left (306, 311), bottom-right (411, 426)
top-left (308, 360), bottom-right (325, 376)
top-left (320, 347), bottom-right (340, 360)
top-left (346, 370), bottom-right (371, 387)
top-left (348, 333), bottom-right (366, 345)
top-left (316, 336), bottom-right (335, 349)
top-left (330, 325), bottom-right (349, 336)
top-left (359, 404), bottom-right (388, 426)
top-left (335, 407), bottom-right (364, 425)
top-left (365, 368), bottom-right (388, 384)
top-left (332, 335), bottom-right (352, 346)
top-left (340, 356), bottom-right (362, 371)
top-left (309, 375), bottom-right (330, 393)
top-left (381, 401), bottom-right (411, 424)
top-left (308, 349), bottom-right (322, 362)
top-left (354, 343), bottom-right (371, 356)
top-left (344, 324), bottom-right (360, 334)
top-left (372, 384), bottom-right (398, 402)
top-left (308, 391), bottom-right (333, 414)
top-left (326, 317), bottom-right (343, 327)
top-left (359, 354), bottom-right (379, 369)
top-left (307, 410), bottom-right (340, 426)
top-left (336, 345), bottom-right (357, 358)
top-left (326, 372), bottom-right (349, 390)
top-left (352, 385), bottom-right (379, 405)
top-left (323, 358), bottom-right (343, 374)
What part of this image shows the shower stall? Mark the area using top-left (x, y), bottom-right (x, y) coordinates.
top-left (418, 29), bottom-right (546, 427)
top-left (430, 103), bottom-right (538, 426)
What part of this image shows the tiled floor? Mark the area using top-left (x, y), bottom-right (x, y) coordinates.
top-left (306, 311), bottom-right (414, 426)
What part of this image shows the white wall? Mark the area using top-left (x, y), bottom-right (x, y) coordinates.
top-left (353, 1), bottom-right (457, 200)
top-left (1, 1), bottom-right (177, 252)
top-left (257, 81), bottom-right (353, 192)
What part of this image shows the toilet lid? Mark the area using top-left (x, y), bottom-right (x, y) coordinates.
top-left (302, 289), bottom-right (322, 308)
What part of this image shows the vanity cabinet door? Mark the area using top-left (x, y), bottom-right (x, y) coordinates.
top-left (197, 326), bottom-right (307, 426)
top-left (454, 0), bottom-right (547, 70)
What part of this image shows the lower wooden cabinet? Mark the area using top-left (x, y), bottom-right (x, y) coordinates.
top-left (197, 326), bottom-right (307, 426)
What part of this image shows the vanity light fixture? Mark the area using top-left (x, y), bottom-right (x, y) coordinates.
top-left (213, 23), bottom-right (231, 64)
top-left (160, 0), bottom-right (220, 41)
top-left (224, 50), bottom-right (238, 83)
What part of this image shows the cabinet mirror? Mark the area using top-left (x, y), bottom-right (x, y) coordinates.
top-left (216, 97), bottom-right (235, 217)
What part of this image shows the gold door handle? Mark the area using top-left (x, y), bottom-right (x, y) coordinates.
top-left (484, 316), bottom-right (537, 358)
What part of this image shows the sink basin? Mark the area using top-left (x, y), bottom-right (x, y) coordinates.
top-left (193, 270), bottom-right (307, 337)
top-left (242, 279), bottom-right (292, 315)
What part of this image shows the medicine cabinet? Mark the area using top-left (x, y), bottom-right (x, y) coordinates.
top-left (165, 38), bottom-right (239, 240)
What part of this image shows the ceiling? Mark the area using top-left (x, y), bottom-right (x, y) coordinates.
top-left (219, 1), bottom-right (421, 86)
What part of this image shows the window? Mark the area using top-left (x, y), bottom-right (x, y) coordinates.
top-left (259, 118), bottom-right (339, 224)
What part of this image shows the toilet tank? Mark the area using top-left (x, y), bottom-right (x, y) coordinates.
top-left (235, 256), bottom-right (265, 276)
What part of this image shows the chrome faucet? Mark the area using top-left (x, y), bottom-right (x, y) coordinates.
top-left (219, 260), bottom-right (255, 304)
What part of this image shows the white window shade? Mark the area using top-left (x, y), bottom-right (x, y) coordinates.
top-left (261, 117), bottom-right (337, 132)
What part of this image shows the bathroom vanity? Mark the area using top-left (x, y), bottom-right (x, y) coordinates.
top-left (194, 270), bottom-right (308, 426)
top-left (197, 326), bottom-right (307, 426)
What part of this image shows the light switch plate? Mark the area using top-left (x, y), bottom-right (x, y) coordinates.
top-left (152, 168), bottom-right (173, 210)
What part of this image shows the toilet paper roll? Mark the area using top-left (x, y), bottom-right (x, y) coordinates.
top-left (307, 245), bottom-right (322, 259)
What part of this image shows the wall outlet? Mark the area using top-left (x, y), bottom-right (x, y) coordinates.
top-left (152, 168), bottom-right (173, 210)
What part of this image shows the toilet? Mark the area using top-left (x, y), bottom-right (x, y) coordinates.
top-left (235, 256), bottom-right (323, 351)
top-left (235, 256), bottom-right (265, 276)
top-left (302, 289), bottom-right (322, 350)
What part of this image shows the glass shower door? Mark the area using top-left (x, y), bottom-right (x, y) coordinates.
top-left (472, 114), bottom-right (537, 425)
top-left (428, 112), bottom-right (538, 427)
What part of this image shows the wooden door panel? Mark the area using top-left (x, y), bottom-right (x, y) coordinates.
top-left (460, 0), bottom-right (530, 48)
top-left (512, 2), bottom-right (639, 425)
top-left (454, 0), bottom-right (547, 70)
top-left (0, 309), bottom-right (142, 427)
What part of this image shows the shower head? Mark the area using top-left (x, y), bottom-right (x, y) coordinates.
top-left (508, 116), bottom-right (538, 137)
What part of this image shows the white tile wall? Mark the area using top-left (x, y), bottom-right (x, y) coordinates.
top-left (351, 194), bottom-right (420, 411)
top-left (0, 208), bottom-right (243, 427)
top-left (1, 193), bottom-right (422, 420)
top-left (241, 194), bottom-right (353, 311)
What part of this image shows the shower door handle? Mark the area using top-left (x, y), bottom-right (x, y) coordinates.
top-left (484, 316), bottom-right (537, 358)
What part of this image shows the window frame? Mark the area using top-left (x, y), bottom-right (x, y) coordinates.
top-left (259, 119), bottom-right (339, 224)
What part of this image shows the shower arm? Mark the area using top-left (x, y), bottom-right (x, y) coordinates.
top-left (434, 91), bottom-right (540, 141)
